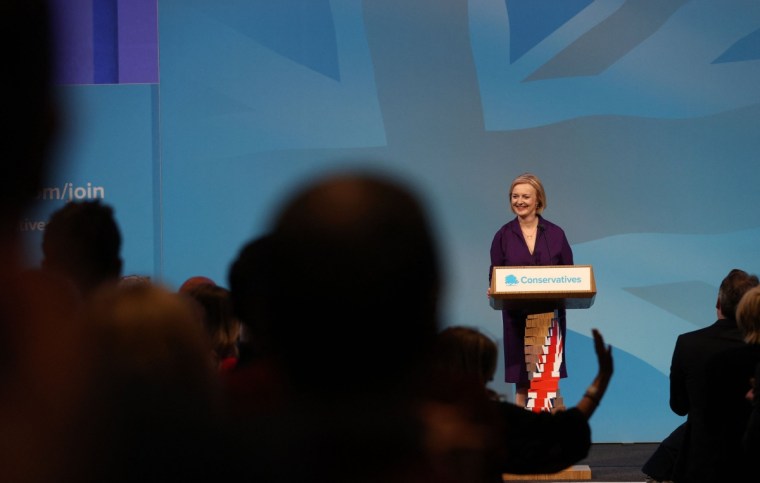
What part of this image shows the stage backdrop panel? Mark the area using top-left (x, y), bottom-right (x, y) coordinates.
top-left (22, 0), bottom-right (160, 278)
top-left (26, 0), bottom-right (760, 442)
top-left (22, 85), bottom-right (159, 281)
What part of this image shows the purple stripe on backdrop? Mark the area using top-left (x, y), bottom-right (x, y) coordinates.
top-left (118, 0), bottom-right (159, 83)
top-left (49, 0), bottom-right (158, 85)
top-left (51, 0), bottom-right (95, 84)
top-left (93, 0), bottom-right (119, 84)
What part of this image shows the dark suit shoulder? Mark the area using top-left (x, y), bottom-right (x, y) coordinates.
top-left (677, 320), bottom-right (743, 345)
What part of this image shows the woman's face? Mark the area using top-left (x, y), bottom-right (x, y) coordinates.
top-left (510, 183), bottom-right (538, 218)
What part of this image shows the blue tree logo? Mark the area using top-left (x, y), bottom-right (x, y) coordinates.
top-left (505, 274), bottom-right (519, 286)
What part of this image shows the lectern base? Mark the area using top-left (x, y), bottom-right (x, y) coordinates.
top-left (525, 312), bottom-right (564, 412)
top-left (502, 464), bottom-right (592, 481)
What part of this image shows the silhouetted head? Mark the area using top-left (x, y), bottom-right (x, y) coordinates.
top-left (42, 200), bottom-right (123, 296)
top-left (85, 283), bottom-right (221, 482)
top-left (717, 269), bottom-right (759, 321)
top-left (178, 276), bottom-right (217, 294)
top-left (433, 326), bottom-right (498, 388)
top-left (228, 235), bottom-right (276, 354)
top-left (267, 172), bottom-right (441, 395)
top-left (185, 284), bottom-right (241, 362)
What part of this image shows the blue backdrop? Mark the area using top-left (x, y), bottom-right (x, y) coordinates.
top-left (21, 0), bottom-right (760, 442)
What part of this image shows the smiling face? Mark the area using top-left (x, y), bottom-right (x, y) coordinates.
top-left (510, 183), bottom-right (538, 218)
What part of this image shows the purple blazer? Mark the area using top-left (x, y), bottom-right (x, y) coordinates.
top-left (489, 216), bottom-right (573, 384)
top-left (489, 216), bottom-right (573, 272)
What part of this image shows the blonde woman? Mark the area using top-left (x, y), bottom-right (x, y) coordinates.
top-left (488, 173), bottom-right (573, 406)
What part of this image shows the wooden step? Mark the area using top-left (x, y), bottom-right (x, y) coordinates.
top-left (502, 464), bottom-right (591, 481)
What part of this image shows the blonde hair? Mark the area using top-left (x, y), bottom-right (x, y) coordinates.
top-left (737, 285), bottom-right (760, 345)
top-left (509, 173), bottom-right (546, 215)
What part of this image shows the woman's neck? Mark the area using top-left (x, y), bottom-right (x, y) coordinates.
top-left (517, 214), bottom-right (539, 228)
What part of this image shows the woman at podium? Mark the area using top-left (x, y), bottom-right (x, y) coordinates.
top-left (488, 173), bottom-right (573, 407)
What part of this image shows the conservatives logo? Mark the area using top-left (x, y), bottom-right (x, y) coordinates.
top-left (506, 273), bottom-right (583, 285)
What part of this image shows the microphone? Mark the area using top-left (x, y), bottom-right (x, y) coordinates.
top-left (539, 224), bottom-right (551, 264)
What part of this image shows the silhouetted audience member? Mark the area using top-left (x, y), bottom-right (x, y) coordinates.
top-left (0, 2), bottom-right (94, 482)
top-left (185, 284), bottom-right (242, 372)
top-left (643, 268), bottom-right (759, 483)
top-left (695, 285), bottom-right (760, 482)
top-left (433, 326), bottom-right (501, 400)
top-left (226, 172), bottom-right (489, 482)
top-left (222, 235), bottom-right (288, 420)
top-left (83, 283), bottom-right (224, 483)
top-left (42, 200), bottom-right (123, 297)
top-left (228, 234), bottom-right (277, 366)
top-left (432, 325), bottom-right (613, 475)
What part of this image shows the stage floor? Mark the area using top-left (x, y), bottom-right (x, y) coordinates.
top-left (504, 443), bottom-right (657, 482)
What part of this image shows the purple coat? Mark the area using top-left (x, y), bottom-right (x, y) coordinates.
top-left (489, 216), bottom-right (573, 384)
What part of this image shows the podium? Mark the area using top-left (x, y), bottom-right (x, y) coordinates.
top-left (490, 265), bottom-right (596, 412)
top-left (489, 265), bottom-right (596, 311)
top-left (492, 265), bottom-right (596, 480)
